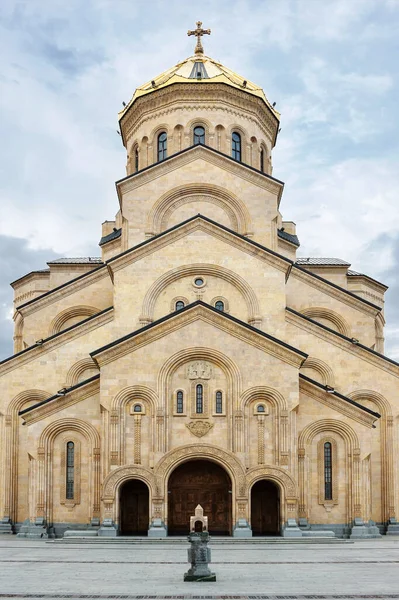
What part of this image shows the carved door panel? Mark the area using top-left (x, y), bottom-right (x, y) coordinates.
top-left (251, 480), bottom-right (280, 536)
top-left (120, 480), bottom-right (149, 535)
top-left (168, 460), bottom-right (231, 535)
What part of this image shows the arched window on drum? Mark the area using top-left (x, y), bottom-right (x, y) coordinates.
top-left (193, 126), bottom-right (205, 145)
top-left (157, 132), bottom-right (167, 162)
top-left (232, 132), bottom-right (242, 162)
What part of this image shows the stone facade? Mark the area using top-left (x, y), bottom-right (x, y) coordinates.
top-left (1, 44), bottom-right (398, 539)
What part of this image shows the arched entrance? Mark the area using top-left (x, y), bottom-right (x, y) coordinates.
top-left (168, 460), bottom-right (232, 535)
top-left (251, 479), bottom-right (280, 536)
top-left (119, 479), bottom-right (149, 535)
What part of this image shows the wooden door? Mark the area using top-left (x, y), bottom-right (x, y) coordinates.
top-left (120, 479), bottom-right (149, 535)
top-left (168, 460), bottom-right (231, 535)
top-left (251, 479), bottom-right (280, 535)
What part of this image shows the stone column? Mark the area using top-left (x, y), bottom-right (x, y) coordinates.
top-left (110, 410), bottom-right (119, 466)
top-left (134, 415), bottom-right (141, 464)
top-left (257, 414), bottom-right (265, 465)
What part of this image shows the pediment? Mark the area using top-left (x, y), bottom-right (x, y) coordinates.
top-left (299, 374), bottom-right (379, 429)
top-left (20, 375), bottom-right (100, 425)
top-left (107, 214), bottom-right (291, 276)
top-left (91, 301), bottom-right (307, 369)
top-left (116, 144), bottom-right (284, 204)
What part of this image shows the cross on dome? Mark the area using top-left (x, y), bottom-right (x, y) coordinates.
top-left (187, 21), bottom-right (211, 55)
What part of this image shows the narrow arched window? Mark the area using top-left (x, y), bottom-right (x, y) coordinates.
top-left (215, 391), bottom-right (223, 414)
top-left (135, 147), bottom-right (139, 172)
top-left (232, 132), bottom-right (241, 162)
top-left (193, 126), bottom-right (205, 145)
top-left (175, 300), bottom-right (185, 311)
top-left (215, 300), bottom-right (224, 312)
top-left (133, 404), bottom-right (142, 413)
top-left (176, 390), bottom-right (184, 414)
top-left (66, 442), bottom-right (74, 500)
top-left (324, 442), bottom-right (332, 500)
top-left (257, 404), bottom-right (265, 413)
top-left (260, 149), bottom-right (264, 173)
top-left (196, 384), bottom-right (203, 414)
top-left (157, 132), bottom-right (167, 162)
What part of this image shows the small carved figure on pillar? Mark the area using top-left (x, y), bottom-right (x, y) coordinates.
top-left (184, 504), bottom-right (216, 582)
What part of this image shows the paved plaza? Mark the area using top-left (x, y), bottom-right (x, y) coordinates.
top-left (0, 537), bottom-right (398, 599)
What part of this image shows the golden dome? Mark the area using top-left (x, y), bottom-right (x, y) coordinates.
top-left (118, 54), bottom-right (280, 120)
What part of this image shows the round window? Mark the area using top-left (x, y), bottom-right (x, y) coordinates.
top-left (257, 405), bottom-right (265, 413)
top-left (133, 404), bottom-right (142, 413)
top-left (194, 278), bottom-right (204, 287)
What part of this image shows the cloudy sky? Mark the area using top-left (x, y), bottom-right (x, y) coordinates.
top-left (0, 0), bottom-right (398, 360)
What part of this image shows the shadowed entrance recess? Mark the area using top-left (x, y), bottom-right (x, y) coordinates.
top-left (251, 479), bottom-right (280, 536)
top-left (120, 479), bottom-right (149, 535)
top-left (168, 459), bottom-right (232, 535)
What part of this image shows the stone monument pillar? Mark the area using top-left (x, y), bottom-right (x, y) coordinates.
top-left (184, 505), bottom-right (216, 582)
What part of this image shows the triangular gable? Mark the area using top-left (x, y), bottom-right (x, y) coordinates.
top-left (106, 213), bottom-right (292, 276)
top-left (299, 374), bottom-right (380, 429)
top-left (90, 300), bottom-right (307, 368)
top-left (19, 375), bottom-right (100, 424)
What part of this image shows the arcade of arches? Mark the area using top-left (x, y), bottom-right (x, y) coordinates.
top-left (118, 462), bottom-right (280, 537)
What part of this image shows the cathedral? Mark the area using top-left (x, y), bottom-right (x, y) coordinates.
top-left (1, 23), bottom-right (398, 539)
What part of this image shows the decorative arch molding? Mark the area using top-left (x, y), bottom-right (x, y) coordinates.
top-left (158, 348), bottom-right (241, 454)
top-left (150, 123), bottom-right (169, 163)
top-left (298, 418), bottom-right (359, 451)
top-left (3, 389), bottom-right (52, 522)
top-left (158, 346), bottom-right (241, 398)
top-left (227, 124), bottom-right (249, 163)
top-left (297, 419), bottom-right (360, 522)
top-left (240, 386), bottom-right (289, 464)
top-left (109, 386), bottom-right (158, 467)
top-left (347, 389), bottom-right (392, 418)
top-left (299, 357), bottom-right (335, 387)
top-left (65, 358), bottom-right (99, 387)
top-left (240, 386), bottom-right (288, 411)
top-left (140, 263), bottom-right (260, 325)
top-left (154, 444), bottom-right (246, 497)
top-left (49, 305), bottom-right (100, 336)
top-left (301, 307), bottom-right (351, 337)
top-left (145, 183), bottom-right (252, 236)
top-left (102, 465), bottom-right (156, 502)
top-left (347, 389), bottom-right (395, 523)
top-left (8, 389), bottom-right (50, 416)
top-left (111, 385), bottom-right (159, 412)
top-left (39, 417), bottom-right (100, 449)
top-left (186, 117), bottom-right (212, 144)
top-left (37, 418), bottom-right (101, 523)
top-left (246, 465), bottom-right (298, 499)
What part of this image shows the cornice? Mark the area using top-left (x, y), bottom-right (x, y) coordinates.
top-left (17, 266), bottom-right (109, 317)
top-left (107, 215), bottom-right (291, 276)
top-left (119, 82), bottom-right (279, 147)
top-left (20, 376), bottom-right (100, 424)
top-left (347, 273), bottom-right (388, 292)
top-left (91, 301), bottom-right (307, 369)
top-left (116, 144), bottom-right (284, 205)
top-left (299, 375), bottom-right (379, 428)
top-left (290, 265), bottom-right (381, 317)
top-left (0, 308), bottom-right (114, 377)
top-left (286, 307), bottom-right (399, 378)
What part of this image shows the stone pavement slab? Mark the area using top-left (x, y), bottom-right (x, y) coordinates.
top-left (0, 537), bottom-right (398, 599)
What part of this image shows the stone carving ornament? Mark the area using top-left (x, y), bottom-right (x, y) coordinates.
top-left (187, 361), bottom-right (212, 380)
top-left (186, 421), bottom-right (214, 438)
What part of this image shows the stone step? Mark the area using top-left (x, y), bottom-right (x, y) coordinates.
top-left (49, 536), bottom-right (351, 545)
